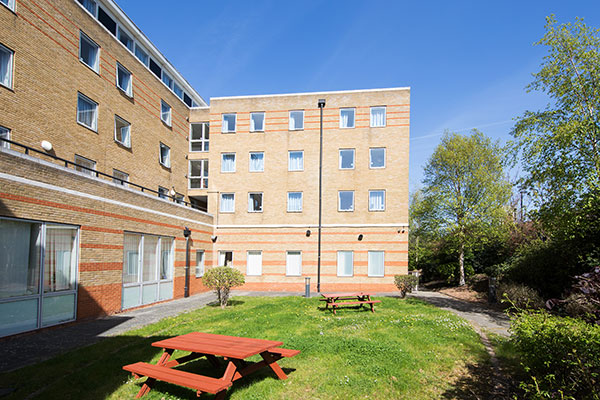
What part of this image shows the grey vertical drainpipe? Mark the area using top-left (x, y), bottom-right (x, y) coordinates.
top-left (317, 99), bottom-right (326, 293)
top-left (183, 227), bottom-right (191, 297)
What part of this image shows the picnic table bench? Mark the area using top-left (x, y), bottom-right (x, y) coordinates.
top-left (320, 292), bottom-right (381, 315)
top-left (123, 332), bottom-right (300, 399)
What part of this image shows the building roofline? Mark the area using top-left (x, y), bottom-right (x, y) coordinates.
top-left (210, 86), bottom-right (411, 102)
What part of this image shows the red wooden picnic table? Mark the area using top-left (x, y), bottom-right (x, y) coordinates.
top-left (123, 332), bottom-right (299, 399)
top-left (320, 292), bottom-right (381, 315)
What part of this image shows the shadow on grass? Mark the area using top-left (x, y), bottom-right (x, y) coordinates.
top-left (207, 299), bottom-right (246, 308)
top-left (441, 360), bottom-right (518, 400)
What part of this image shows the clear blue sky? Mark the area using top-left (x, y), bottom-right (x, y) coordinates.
top-left (119, 0), bottom-right (600, 192)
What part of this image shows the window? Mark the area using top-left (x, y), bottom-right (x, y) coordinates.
top-left (190, 196), bottom-right (208, 212)
top-left (116, 63), bottom-right (132, 96)
top-left (220, 193), bottom-right (235, 213)
top-left (289, 110), bottom-right (304, 130)
top-left (0, 126), bottom-right (10, 149)
top-left (158, 186), bottom-right (168, 199)
top-left (222, 113), bottom-right (236, 133)
top-left (287, 192), bottom-right (303, 212)
top-left (337, 251), bottom-right (353, 277)
top-left (248, 192), bottom-right (263, 213)
top-left (77, 93), bottom-right (98, 131)
top-left (149, 58), bottom-right (162, 79)
top-left (114, 115), bottom-right (131, 147)
top-left (340, 108), bottom-right (355, 128)
top-left (249, 152), bottom-right (264, 172)
top-left (246, 251), bottom-right (262, 276)
top-left (368, 251), bottom-right (385, 277)
top-left (159, 143), bottom-right (170, 167)
top-left (195, 250), bottom-right (205, 277)
top-left (162, 71), bottom-right (173, 89)
top-left (221, 153), bottom-right (236, 173)
top-left (161, 100), bottom-right (171, 126)
top-left (173, 82), bottom-right (183, 99)
top-left (370, 106), bottom-right (386, 127)
top-left (286, 251), bottom-right (302, 276)
top-left (0, 44), bottom-right (13, 89)
top-left (134, 44), bottom-right (149, 66)
top-left (79, 32), bottom-right (99, 72)
top-left (190, 122), bottom-right (209, 152)
top-left (184, 93), bottom-right (193, 107)
top-left (338, 191), bottom-right (354, 212)
top-left (339, 149), bottom-right (355, 169)
top-left (74, 154), bottom-right (96, 176)
top-left (174, 193), bottom-right (184, 204)
top-left (189, 159), bottom-right (208, 189)
top-left (288, 151), bottom-right (304, 171)
top-left (218, 251), bottom-right (233, 267)
top-left (1, 0), bottom-right (16, 11)
top-left (369, 190), bottom-right (385, 211)
top-left (97, 7), bottom-right (116, 35)
top-left (370, 147), bottom-right (386, 168)
top-left (117, 26), bottom-right (133, 51)
top-left (250, 112), bottom-right (265, 132)
top-left (112, 169), bottom-right (128, 186)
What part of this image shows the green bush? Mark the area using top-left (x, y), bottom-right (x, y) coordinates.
top-left (202, 267), bottom-right (245, 308)
top-left (394, 275), bottom-right (418, 298)
top-left (499, 282), bottom-right (545, 310)
top-left (510, 311), bottom-right (600, 399)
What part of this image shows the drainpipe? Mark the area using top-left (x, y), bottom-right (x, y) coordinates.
top-left (183, 227), bottom-right (191, 297)
top-left (317, 98), bottom-right (326, 293)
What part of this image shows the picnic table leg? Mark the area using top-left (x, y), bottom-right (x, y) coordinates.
top-left (259, 351), bottom-right (288, 380)
top-left (156, 349), bottom-right (174, 366)
top-left (135, 378), bottom-right (155, 398)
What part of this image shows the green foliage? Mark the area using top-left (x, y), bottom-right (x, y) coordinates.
top-left (510, 311), bottom-right (600, 399)
top-left (202, 266), bottom-right (245, 308)
top-left (498, 282), bottom-right (545, 310)
top-left (394, 275), bottom-right (418, 298)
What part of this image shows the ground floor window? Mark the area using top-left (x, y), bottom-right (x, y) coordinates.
top-left (246, 251), bottom-right (262, 276)
top-left (337, 251), bottom-right (354, 277)
top-left (195, 250), bottom-right (205, 277)
top-left (0, 218), bottom-right (79, 338)
top-left (368, 251), bottom-right (385, 277)
top-left (122, 232), bottom-right (174, 309)
top-left (286, 251), bottom-right (302, 276)
top-left (218, 251), bottom-right (233, 267)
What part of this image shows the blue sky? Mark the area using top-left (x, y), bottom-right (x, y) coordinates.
top-left (119, 0), bottom-right (600, 192)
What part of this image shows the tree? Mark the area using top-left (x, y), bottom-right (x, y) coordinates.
top-left (421, 130), bottom-right (512, 285)
top-left (202, 267), bottom-right (245, 309)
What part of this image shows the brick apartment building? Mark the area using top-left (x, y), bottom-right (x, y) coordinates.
top-left (0, 0), bottom-right (409, 338)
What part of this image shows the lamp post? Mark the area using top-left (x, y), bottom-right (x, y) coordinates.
top-left (317, 98), bottom-right (326, 293)
top-left (183, 227), bottom-right (191, 297)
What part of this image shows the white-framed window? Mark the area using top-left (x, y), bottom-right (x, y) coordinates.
top-left (79, 32), bottom-right (99, 72)
top-left (368, 251), bottom-right (385, 277)
top-left (190, 122), bottom-right (209, 152)
top-left (337, 251), bottom-right (354, 277)
top-left (250, 112), bottom-right (265, 132)
top-left (116, 63), bottom-right (132, 96)
top-left (74, 154), bottom-right (96, 176)
top-left (0, 43), bottom-right (14, 89)
top-left (289, 110), bottom-right (304, 130)
top-left (114, 115), bottom-right (131, 147)
top-left (158, 186), bottom-right (168, 199)
top-left (220, 193), bottom-right (235, 213)
top-left (288, 150), bottom-right (304, 171)
top-left (97, 6), bottom-right (116, 35)
top-left (173, 82), bottom-right (183, 99)
top-left (159, 143), bottom-right (170, 167)
top-left (112, 169), bottom-right (128, 186)
top-left (249, 152), bottom-right (264, 172)
top-left (174, 193), bottom-right (184, 204)
top-left (338, 191), bottom-right (354, 212)
top-left (369, 190), bottom-right (386, 211)
top-left (246, 250), bottom-right (262, 276)
top-left (221, 153), bottom-right (236, 173)
top-left (370, 147), bottom-right (386, 168)
top-left (77, 93), bottom-right (98, 131)
top-left (370, 106), bottom-right (386, 127)
top-left (222, 113), bottom-right (236, 133)
top-left (1, 0), bottom-right (16, 11)
top-left (248, 192), bottom-right (263, 213)
top-left (339, 149), bottom-right (355, 169)
top-left (117, 26), bottom-right (134, 51)
top-left (218, 251), bottom-right (233, 267)
top-left (134, 43), bottom-right (149, 66)
top-left (286, 251), bottom-right (302, 276)
top-left (0, 126), bottom-right (10, 149)
top-left (162, 71), bottom-right (173, 90)
top-left (340, 108), bottom-right (355, 128)
top-left (195, 250), bottom-right (205, 277)
top-left (189, 159), bottom-right (209, 189)
top-left (287, 192), bottom-right (302, 212)
top-left (161, 100), bottom-right (172, 127)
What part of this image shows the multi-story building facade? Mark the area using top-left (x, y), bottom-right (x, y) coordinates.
top-left (0, 0), bottom-right (409, 338)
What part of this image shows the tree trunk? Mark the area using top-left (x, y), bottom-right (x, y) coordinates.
top-left (458, 241), bottom-right (466, 286)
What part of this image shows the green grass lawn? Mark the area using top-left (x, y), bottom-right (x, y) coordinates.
top-left (0, 296), bottom-right (492, 399)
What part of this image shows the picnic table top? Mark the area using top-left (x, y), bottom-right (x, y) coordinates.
top-left (320, 292), bottom-right (373, 299)
top-left (152, 332), bottom-right (284, 360)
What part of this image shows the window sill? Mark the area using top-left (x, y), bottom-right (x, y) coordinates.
top-left (337, 275), bottom-right (354, 278)
top-left (338, 209), bottom-right (354, 212)
top-left (289, 128), bottom-right (304, 132)
top-left (77, 121), bottom-right (98, 133)
top-left (339, 167), bottom-right (355, 170)
top-left (219, 211), bottom-right (235, 214)
top-left (369, 166), bottom-right (386, 169)
top-left (220, 171), bottom-right (236, 174)
top-left (221, 131), bottom-right (237, 134)
top-left (250, 130), bottom-right (265, 133)
top-left (0, 83), bottom-right (14, 92)
top-left (287, 210), bottom-right (303, 213)
top-left (117, 86), bottom-right (133, 99)
top-left (159, 162), bottom-right (171, 169)
top-left (340, 126), bottom-right (355, 129)
top-left (249, 170), bottom-right (264, 173)
top-left (161, 120), bottom-right (172, 129)
top-left (370, 125), bottom-right (387, 128)
top-left (247, 211), bottom-right (263, 213)
top-left (0, 2), bottom-right (17, 14)
top-left (368, 275), bottom-right (385, 278)
top-left (369, 209), bottom-right (386, 212)
top-left (288, 169), bottom-right (304, 172)
top-left (115, 140), bottom-right (131, 149)
top-left (80, 59), bottom-right (100, 76)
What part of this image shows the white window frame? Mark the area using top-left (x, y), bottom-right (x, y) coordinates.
top-left (195, 250), bottom-right (205, 277)
top-left (249, 152), bottom-right (264, 172)
top-left (369, 190), bottom-right (386, 212)
top-left (222, 113), bottom-right (237, 133)
top-left (1, 0), bottom-right (16, 11)
top-left (368, 251), bottom-right (385, 277)
top-left (0, 125), bottom-right (10, 149)
top-left (248, 192), bottom-right (263, 213)
top-left (76, 93), bottom-right (98, 131)
top-left (162, 70), bottom-right (174, 90)
top-left (112, 169), bottom-right (129, 186)
top-left (339, 149), bottom-right (355, 170)
top-left (221, 153), bottom-right (236, 173)
top-left (134, 43), bottom-right (149, 66)
top-left (339, 108), bottom-right (355, 129)
top-left (289, 110), bottom-right (304, 131)
top-left (74, 154), bottom-right (96, 176)
top-left (369, 147), bottom-right (386, 169)
top-left (117, 25), bottom-right (134, 51)
top-left (189, 159), bottom-right (209, 189)
top-left (286, 251), bottom-right (302, 276)
top-left (338, 191), bottom-right (354, 212)
top-left (250, 112), bottom-right (265, 132)
top-left (161, 100), bottom-right (172, 127)
top-left (288, 150), bottom-right (304, 172)
top-left (159, 142), bottom-right (170, 168)
top-left (370, 106), bottom-right (386, 128)
top-left (337, 250), bottom-right (354, 277)
top-left (116, 63), bottom-right (133, 97)
top-left (158, 186), bottom-right (168, 199)
top-left (114, 115), bottom-right (131, 147)
top-left (79, 31), bottom-right (99, 73)
top-left (190, 122), bottom-right (209, 152)
top-left (287, 192), bottom-right (303, 212)
top-left (218, 250), bottom-right (234, 267)
top-left (246, 250), bottom-right (262, 276)
top-left (0, 43), bottom-right (14, 89)
top-left (220, 193), bottom-right (235, 213)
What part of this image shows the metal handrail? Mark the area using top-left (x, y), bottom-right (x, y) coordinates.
top-left (0, 137), bottom-right (194, 208)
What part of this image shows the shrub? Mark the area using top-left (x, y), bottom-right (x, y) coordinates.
top-left (202, 267), bottom-right (245, 308)
top-left (510, 311), bottom-right (600, 399)
top-left (394, 275), bottom-right (418, 298)
top-left (498, 282), bottom-right (544, 310)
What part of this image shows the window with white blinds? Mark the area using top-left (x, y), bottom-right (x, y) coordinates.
top-left (286, 251), bottom-right (302, 276)
top-left (246, 251), bottom-right (262, 276)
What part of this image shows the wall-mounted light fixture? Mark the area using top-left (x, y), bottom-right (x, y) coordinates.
top-left (358, 234), bottom-right (363, 241)
top-left (170, 187), bottom-right (176, 196)
top-left (41, 140), bottom-right (53, 151)
top-left (306, 229), bottom-right (311, 237)
top-left (211, 235), bottom-right (218, 243)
